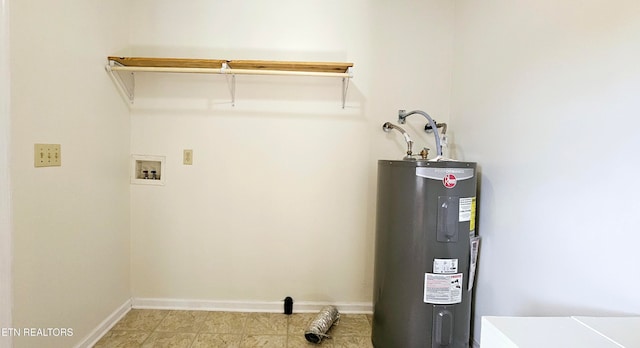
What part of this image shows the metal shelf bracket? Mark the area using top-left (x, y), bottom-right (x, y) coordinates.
top-left (106, 61), bottom-right (135, 103)
top-left (221, 62), bottom-right (236, 106)
top-left (341, 67), bottom-right (354, 109)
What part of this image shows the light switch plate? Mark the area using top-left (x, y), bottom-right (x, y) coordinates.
top-left (34, 144), bottom-right (61, 167)
top-left (183, 149), bottom-right (193, 165)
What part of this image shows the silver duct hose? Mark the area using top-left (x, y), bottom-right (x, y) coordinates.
top-left (398, 109), bottom-right (443, 157)
top-left (304, 305), bottom-right (340, 344)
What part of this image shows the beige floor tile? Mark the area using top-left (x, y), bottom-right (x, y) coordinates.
top-left (239, 334), bottom-right (287, 348)
top-left (201, 311), bottom-right (248, 334)
top-left (112, 309), bottom-right (170, 331)
top-left (99, 309), bottom-right (374, 348)
top-left (141, 332), bottom-right (196, 348)
top-left (93, 330), bottom-right (149, 348)
top-left (331, 336), bottom-right (373, 348)
top-left (191, 333), bottom-right (242, 348)
top-left (155, 310), bottom-right (208, 333)
top-left (245, 313), bottom-right (288, 335)
top-left (327, 315), bottom-right (371, 337)
top-left (287, 334), bottom-right (335, 347)
top-left (287, 313), bottom-right (318, 335)
top-left (365, 314), bottom-right (372, 326)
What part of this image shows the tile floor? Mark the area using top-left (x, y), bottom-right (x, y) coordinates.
top-left (94, 309), bottom-right (373, 347)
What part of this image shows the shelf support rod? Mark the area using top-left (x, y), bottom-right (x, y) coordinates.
top-left (108, 65), bottom-right (351, 78)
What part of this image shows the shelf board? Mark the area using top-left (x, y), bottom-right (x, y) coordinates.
top-left (107, 57), bottom-right (353, 74)
top-left (108, 56), bottom-right (226, 69)
top-left (227, 60), bottom-right (353, 74)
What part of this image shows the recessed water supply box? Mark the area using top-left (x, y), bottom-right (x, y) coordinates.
top-left (131, 155), bottom-right (165, 185)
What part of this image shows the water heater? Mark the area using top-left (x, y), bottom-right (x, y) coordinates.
top-left (372, 160), bottom-right (478, 348)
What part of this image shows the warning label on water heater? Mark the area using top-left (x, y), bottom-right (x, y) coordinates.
top-left (424, 273), bottom-right (463, 304)
top-left (459, 197), bottom-right (473, 222)
top-left (433, 258), bottom-right (458, 274)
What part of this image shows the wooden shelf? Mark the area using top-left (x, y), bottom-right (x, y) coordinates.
top-left (107, 56), bottom-right (353, 73)
top-left (106, 56), bottom-right (354, 107)
top-left (226, 60), bottom-right (352, 74)
top-left (108, 57), bottom-right (227, 69)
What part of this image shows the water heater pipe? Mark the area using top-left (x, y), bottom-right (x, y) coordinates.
top-left (425, 122), bottom-right (447, 135)
top-left (398, 110), bottom-right (443, 157)
top-left (382, 122), bottom-right (414, 160)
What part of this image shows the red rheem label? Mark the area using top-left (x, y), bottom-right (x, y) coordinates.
top-left (443, 174), bottom-right (457, 188)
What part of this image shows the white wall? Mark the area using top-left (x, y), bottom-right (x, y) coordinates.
top-left (128, 0), bottom-right (455, 306)
top-left (9, 0), bottom-right (636, 345)
top-left (451, 0), bottom-right (640, 343)
top-left (0, 0), bottom-right (12, 347)
top-left (10, 0), bottom-right (131, 346)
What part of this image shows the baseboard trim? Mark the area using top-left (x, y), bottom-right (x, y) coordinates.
top-left (132, 297), bottom-right (373, 314)
top-left (75, 298), bottom-right (132, 348)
